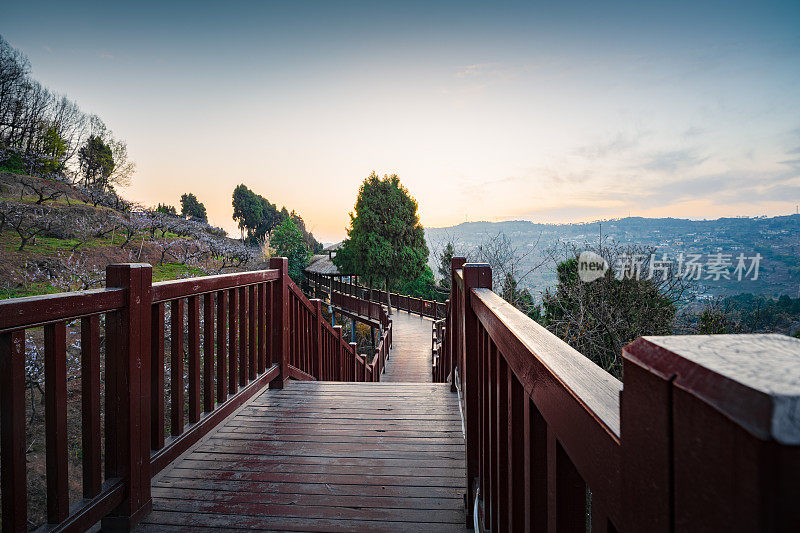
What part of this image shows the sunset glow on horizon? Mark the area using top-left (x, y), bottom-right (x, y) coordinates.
top-left (4, 1), bottom-right (799, 242)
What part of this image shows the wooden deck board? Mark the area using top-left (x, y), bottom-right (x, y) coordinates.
top-left (138, 381), bottom-right (467, 532)
top-left (382, 312), bottom-right (435, 383)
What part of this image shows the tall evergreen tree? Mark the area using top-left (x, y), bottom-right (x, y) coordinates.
top-left (334, 172), bottom-right (428, 314)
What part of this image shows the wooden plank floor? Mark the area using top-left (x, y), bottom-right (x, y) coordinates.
top-left (382, 312), bottom-right (434, 383)
top-left (138, 381), bottom-right (467, 532)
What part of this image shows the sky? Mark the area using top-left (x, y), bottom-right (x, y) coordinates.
top-left (3, 1), bottom-right (799, 242)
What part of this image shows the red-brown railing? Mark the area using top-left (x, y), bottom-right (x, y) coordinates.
top-left (444, 257), bottom-right (800, 531)
top-left (431, 316), bottom-right (448, 382)
top-left (0, 257), bottom-right (382, 532)
top-left (330, 291), bottom-right (387, 327)
top-left (307, 272), bottom-right (447, 319)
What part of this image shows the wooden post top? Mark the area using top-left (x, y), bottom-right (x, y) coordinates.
top-left (624, 334), bottom-right (800, 445)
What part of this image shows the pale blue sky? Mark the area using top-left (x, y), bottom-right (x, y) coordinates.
top-left (3, 1), bottom-right (799, 241)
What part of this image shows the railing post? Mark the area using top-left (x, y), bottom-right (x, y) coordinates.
top-left (450, 257), bottom-right (466, 392)
top-left (622, 334), bottom-right (800, 531)
top-left (269, 257), bottom-right (290, 389)
top-left (311, 298), bottom-right (323, 380)
top-left (462, 262), bottom-right (492, 525)
top-left (103, 263), bottom-right (153, 530)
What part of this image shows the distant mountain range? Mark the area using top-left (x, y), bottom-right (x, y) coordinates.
top-left (425, 215), bottom-right (800, 300)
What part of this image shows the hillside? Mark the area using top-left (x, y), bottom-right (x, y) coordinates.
top-left (426, 215), bottom-right (800, 299)
top-left (0, 172), bottom-right (266, 298)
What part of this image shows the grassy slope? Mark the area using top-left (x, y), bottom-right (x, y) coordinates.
top-left (0, 172), bottom-right (255, 299)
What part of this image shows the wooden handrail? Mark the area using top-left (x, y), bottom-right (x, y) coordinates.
top-left (0, 259), bottom-right (388, 532)
top-left (0, 287), bottom-right (125, 333)
top-left (442, 257), bottom-right (800, 531)
top-left (152, 269), bottom-right (280, 303)
top-left (307, 271), bottom-right (447, 319)
top-left (471, 288), bottom-right (622, 437)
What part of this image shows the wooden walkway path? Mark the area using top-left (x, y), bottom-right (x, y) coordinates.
top-left (138, 382), bottom-right (467, 532)
top-left (382, 311), bottom-right (434, 383)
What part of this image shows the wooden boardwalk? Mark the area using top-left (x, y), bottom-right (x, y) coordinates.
top-left (138, 381), bottom-right (467, 532)
top-left (382, 311), bottom-right (434, 383)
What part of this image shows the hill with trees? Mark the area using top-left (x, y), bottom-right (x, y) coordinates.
top-left (426, 215), bottom-right (800, 299)
top-left (0, 172), bottom-right (263, 298)
top-left (232, 183), bottom-right (321, 252)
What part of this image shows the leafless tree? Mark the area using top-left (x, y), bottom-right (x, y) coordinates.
top-left (469, 231), bottom-right (547, 291)
top-left (0, 201), bottom-right (63, 251)
top-left (542, 241), bottom-right (692, 377)
top-left (54, 252), bottom-right (105, 291)
top-left (16, 174), bottom-right (64, 204)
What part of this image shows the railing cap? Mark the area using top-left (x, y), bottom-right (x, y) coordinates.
top-left (625, 334), bottom-right (800, 445)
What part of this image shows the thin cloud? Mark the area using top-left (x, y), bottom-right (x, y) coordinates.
top-left (575, 132), bottom-right (646, 159)
top-left (641, 149), bottom-right (707, 174)
top-left (455, 63), bottom-right (499, 78)
top-left (682, 126), bottom-right (704, 138)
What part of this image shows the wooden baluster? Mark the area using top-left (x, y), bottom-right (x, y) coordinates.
top-left (290, 296), bottom-right (296, 367)
top-left (188, 295), bottom-right (201, 423)
top-left (481, 327), bottom-right (491, 530)
top-left (217, 290), bottom-right (228, 403)
top-left (45, 321), bottom-right (69, 523)
top-left (238, 286), bottom-right (247, 386)
top-left (203, 293), bottom-right (215, 413)
top-left (497, 354), bottom-right (510, 529)
top-left (547, 429), bottom-right (586, 532)
top-left (265, 282), bottom-right (273, 368)
top-left (591, 498), bottom-right (612, 533)
top-left (334, 325), bottom-right (344, 381)
top-left (150, 304), bottom-right (165, 450)
top-left (258, 283), bottom-right (267, 373)
top-left (307, 307), bottom-right (313, 374)
top-left (269, 257), bottom-right (289, 388)
top-left (489, 341), bottom-right (499, 532)
top-left (508, 368), bottom-right (525, 531)
top-left (170, 298), bottom-right (184, 435)
top-left (322, 329), bottom-right (328, 380)
top-left (228, 288), bottom-right (238, 393)
top-left (349, 342), bottom-right (357, 381)
top-left (306, 304), bottom-right (311, 373)
top-left (82, 315), bottom-right (103, 496)
top-left (300, 298), bottom-right (305, 370)
top-left (312, 299), bottom-right (323, 379)
top-left (248, 284), bottom-right (257, 380)
top-left (525, 397), bottom-right (548, 531)
top-left (291, 295), bottom-right (297, 368)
